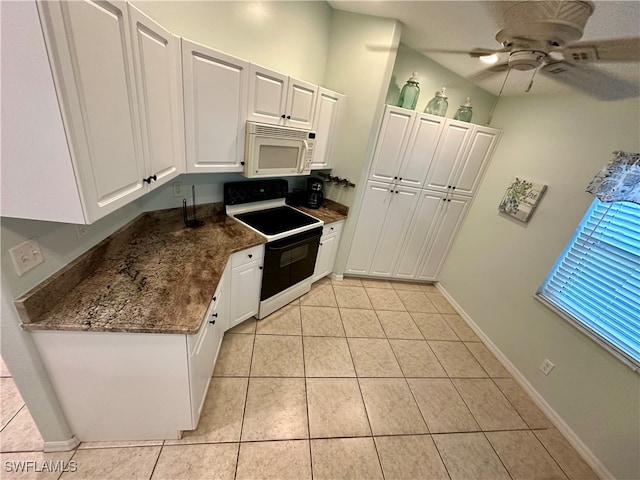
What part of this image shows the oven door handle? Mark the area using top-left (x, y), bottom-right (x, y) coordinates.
top-left (298, 141), bottom-right (309, 174)
top-left (267, 236), bottom-right (318, 251)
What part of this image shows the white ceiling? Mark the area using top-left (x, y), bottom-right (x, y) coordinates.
top-left (328, 1), bottom-right (640, 98)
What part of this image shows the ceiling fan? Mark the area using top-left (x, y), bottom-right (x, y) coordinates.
top-left (370, 0), bottom-right (640, 101)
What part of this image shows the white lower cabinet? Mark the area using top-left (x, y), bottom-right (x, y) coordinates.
top-left (30, 245), bottom-right (265, 441)
top-left (313, 221), bottom-right (344, 281)
top-left (228, 245), bottom-right (264, 329)
top-left (188, 268), bottom-right (227, 428)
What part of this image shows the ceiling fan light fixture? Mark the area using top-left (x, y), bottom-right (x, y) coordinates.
top-left (480, 54), bottom-right (499, 64)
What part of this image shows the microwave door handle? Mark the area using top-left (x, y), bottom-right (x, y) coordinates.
top-left (298, 141), bottom-right (309, 173)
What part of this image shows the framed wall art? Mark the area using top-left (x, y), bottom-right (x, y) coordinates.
top-left (499, 177), bottom-right (547, 223)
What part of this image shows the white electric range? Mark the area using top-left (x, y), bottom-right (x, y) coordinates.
top-left (224, 180), bottom-right (323, 318)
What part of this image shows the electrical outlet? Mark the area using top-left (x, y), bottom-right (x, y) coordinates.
top-left (172, 182), bottom-right (183, 198)
top-left (540, 359), bottom-right (555, 376)
top-left (8, 239), bottom-right (44, 277)
top-left (75, 225), bottom-right (88, 239)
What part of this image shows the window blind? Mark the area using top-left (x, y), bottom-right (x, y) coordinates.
top-left (538, 199), bottom-right (640, 368)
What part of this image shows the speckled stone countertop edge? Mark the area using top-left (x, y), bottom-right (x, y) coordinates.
top-left (16, 199), bottom-right (348, 335)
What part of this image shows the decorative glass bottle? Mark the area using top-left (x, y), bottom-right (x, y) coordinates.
top-left (397, 72), bottom-right (420, 110)
top-left (454, 97), bottom-right (473, 122)
top-left (424, 87), bottom-right (448, 117)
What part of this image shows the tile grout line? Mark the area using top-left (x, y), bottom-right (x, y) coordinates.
top-left (0, 403), bottom-right (26, 434)
top-left (337, 286), bottom-right (387, 480)
top-left (146, 442), bottom-right (164, 480)
top-left (299, 302), bottom-right (315, 480)
top-left (232, 328), bottom-right (257, 480)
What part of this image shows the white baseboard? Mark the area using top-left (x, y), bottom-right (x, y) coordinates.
top-left (436, 284), bottom-right (614, 480)
top-left (329, 273), bottom-right (343, 280)
top-left (43, 436), bottom-right (80, 452)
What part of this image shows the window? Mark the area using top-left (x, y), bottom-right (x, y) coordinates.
top-left (537, 199), bottom-right (640, 369)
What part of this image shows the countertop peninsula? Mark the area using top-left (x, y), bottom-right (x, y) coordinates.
top-left (16, 200), bottom-right (348, 335)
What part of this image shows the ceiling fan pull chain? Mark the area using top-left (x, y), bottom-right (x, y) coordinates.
top-left (525, 67), bottom-right (539, 93)
top-left (487, 67), bottom-right (512, 126)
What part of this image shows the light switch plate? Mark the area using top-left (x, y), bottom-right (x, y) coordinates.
top-left (9, 238), bottom-right (44, 276)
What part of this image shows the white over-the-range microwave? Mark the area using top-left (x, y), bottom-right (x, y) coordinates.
top-left (243, 121), bottom-right (316, 178)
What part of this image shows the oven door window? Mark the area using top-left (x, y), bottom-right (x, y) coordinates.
top-left (280, 244), bottom-right (308, 268)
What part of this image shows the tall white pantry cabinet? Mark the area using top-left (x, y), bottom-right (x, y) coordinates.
top-left (346, 105), bottom-right (501, 281)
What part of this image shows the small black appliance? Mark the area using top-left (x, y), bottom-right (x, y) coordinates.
top-left (306, 178), bottom-right (324, 209)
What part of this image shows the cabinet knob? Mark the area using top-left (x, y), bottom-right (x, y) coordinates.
top-left (212, 295), bottom-right (217, 301)
top-left (395, 190), bottom-right (399, 194)
top-left (248, 254), bottom-right (253, 259)
top-left (393, 176), bottom-right (397, 180)
top-left (330, 227), bottom-right (334, 231)
top-left (320, 243), bottom-right (323, 246)
top-left (281, 114), bottom-right (286, 119)
top-left (241, 161), bottom-right (245, 166)
top-left (442, 198), bottom-right (446, 202)
top-left (151, 175), bottom-right (157, 182)
top-left (287, 115), bottom-right (291, 120)
top-left (209, 319), bottom-right (216, 325)
top-left (451, 186), bottom-right (456, 190)
top-left (447, 199), bottom-right (452, 202)
top-left (259, 266), bottom-right (263, 270)
top-left (399, 177), bottom-right (403, 181)
top-left (143, 177), bottom-right (151, 184)
top-left (211, 313), bottom-right (218, 318)
top-left (447, 185), bottom-right (451, 189)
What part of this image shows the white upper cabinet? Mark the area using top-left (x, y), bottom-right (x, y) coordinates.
top-left (368, 106), bottom-right (414, 184)
top-left (128, 4), bottom-right (184, 188)
top-left (423, 119), bottom-right (473, 194)
top-left (397, 113), bottom-right (445, 188)
top-left (451, 125), bottom-right (502, 196)
top-left (182, 39), bottom-right (249, 173)
top-left (39, 0), bottom-right (147, 223)
top-left (310, 88), bottom-right (344, 169)
top-left (3, 1), bottom-right (184, 224)
top-left (247, 64), bottom-right (318, 130)
top-left (369, 106), bottom-right (445, 188)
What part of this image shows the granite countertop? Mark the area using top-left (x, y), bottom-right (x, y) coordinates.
top-left (17, 204), bottom-right (265, 335)
top-left (16, 199), bottom-right (348, 335)
top-left (294, 199), bottom-right (348, 224)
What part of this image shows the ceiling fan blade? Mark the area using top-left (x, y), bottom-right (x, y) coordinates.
top-left (365, 45), bottom-right (507, 57)
top-left (467, 62), bottom-right (510, 83)
top-left (560, 37), bottom-right (640, 63)
top-left (540, 61), bottom-right (640, 100)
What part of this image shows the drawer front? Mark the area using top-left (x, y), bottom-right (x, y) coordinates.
top-left (322, 220), bottom-right (344, 237)
top-left (231, 244), bottom-right (264, 269)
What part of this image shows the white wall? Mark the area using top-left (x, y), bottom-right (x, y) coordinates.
top-left (388, 43), bottom-right (497, 126)
top-left (131, 0), bottom-right (331, 85)
top-left (439, 93), bottom-right (640, 480)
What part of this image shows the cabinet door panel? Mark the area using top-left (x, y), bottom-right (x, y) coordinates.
top-left (58, 0), bottom-right (145, 220)
top-left (183, 39), bottom-right (248, 172)
top-left (129, 5), bottom-right (183, 186)
top-left (247, 65), bottom-right (287, 125)
top-left (423, 120), bottom-right (472, 194)
top-left (313, 233), bottom-right (338, 281)
top-left (452, 126), bottom-right (501, 196)
top-left (310, 88), bottom-right (343, 169)
top-left (393, 191), bottom-right (443, 278)
top-left (369, 106), bottom-right (413, 183)
top-left (346, 181), bottom-right (393, 275)
top-left (286, 78), bottom-right (317, 130)
top-left (229, 260), bottom-right (262, 329)
top-left (370, 186), bottom-right (420, 276)
top-left (418, 195), bottom-right (470, 280)
top-left (398, 113), bottom-right (444, 188)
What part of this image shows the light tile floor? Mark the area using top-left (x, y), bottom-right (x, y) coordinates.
top-left (0, 278), bottom-right (600, 479)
